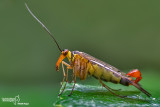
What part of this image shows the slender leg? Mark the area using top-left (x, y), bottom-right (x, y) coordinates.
top-left (58, 61), bottom-right (72, 96)
top-left (58, 66), bottom-right (68, 96)
top-left (107, 86), bottom-right (121, 91)
top-left (99, 79), bottom-right (127, 98)
top-left (68, 74), bottom-right (74, 83)
top-left (60, 62), bottom-right (66, 88)
top-left (101, 84), bottom-right (121, 91)
top-left (68, 71), bottom-right (76, 96)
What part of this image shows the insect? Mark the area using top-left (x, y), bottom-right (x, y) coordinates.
top-left (25, 3), bottom-right (151, 98)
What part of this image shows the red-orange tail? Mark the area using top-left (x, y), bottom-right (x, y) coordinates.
top-left (126, 69), bottom-right (151, 97)
top-left (127, 69), bottom-right (142, 84)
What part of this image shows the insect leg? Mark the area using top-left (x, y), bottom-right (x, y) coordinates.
top-left (68, 74), bottom-right (74, 83)
top-left (59, 61), bottom-right (66, 89)
top-left (58, 61), bottom-right (72, 96)
top-left (68, 71), bottom-right (76, 96)
top-left (58, 67), bottom-right (68, 96)
top-left (99, 79), bottom-right (127, 98)
top-left (107, 86), bottom-right (121, 91)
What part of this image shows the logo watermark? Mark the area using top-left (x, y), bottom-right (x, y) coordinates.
top-left (1, 95), bottom-right (29, 105)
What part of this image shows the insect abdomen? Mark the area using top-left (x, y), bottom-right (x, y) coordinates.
top-left (72, 51), bottom-right (130, 86)
top-left (88, 64), bottom-right (130, 86)
top-left (100, 68), bottom-right (130, 86)
top-left (90, 64), bottom-right (121, 83)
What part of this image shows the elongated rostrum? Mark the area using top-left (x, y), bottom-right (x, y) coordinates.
top-left (25, 3), bottom-right (152, 98)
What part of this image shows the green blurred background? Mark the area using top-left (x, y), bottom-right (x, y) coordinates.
top-left (0, 0), bottom-right (160, 106)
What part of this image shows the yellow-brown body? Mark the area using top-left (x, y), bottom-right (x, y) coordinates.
top-left (56, 49), bottom-right (151, 97)
top-left (70, 51), bottom-right (129, 86)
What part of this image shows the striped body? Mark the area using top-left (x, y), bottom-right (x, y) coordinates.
top-left (70, 51), bottom-right (130, 86)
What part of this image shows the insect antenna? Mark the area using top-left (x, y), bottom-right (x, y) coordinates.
top-left (25, 3), bottom-right (62, 52)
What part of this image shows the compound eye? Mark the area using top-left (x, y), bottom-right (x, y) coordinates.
top-left (62, 49), bottom-right (69, 55)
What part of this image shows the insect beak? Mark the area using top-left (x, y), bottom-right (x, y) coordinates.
top-left (56, 54), bottom-right (66, 72)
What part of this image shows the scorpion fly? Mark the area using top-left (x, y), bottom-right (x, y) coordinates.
top-left (25, 3), bottom-right (151, 98)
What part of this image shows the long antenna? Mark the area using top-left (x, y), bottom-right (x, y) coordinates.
top-left (25, 3), bottom-right (62, 52)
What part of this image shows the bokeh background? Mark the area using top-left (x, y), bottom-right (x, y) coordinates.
top-left (0, 0), bottom-right (160, 106)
